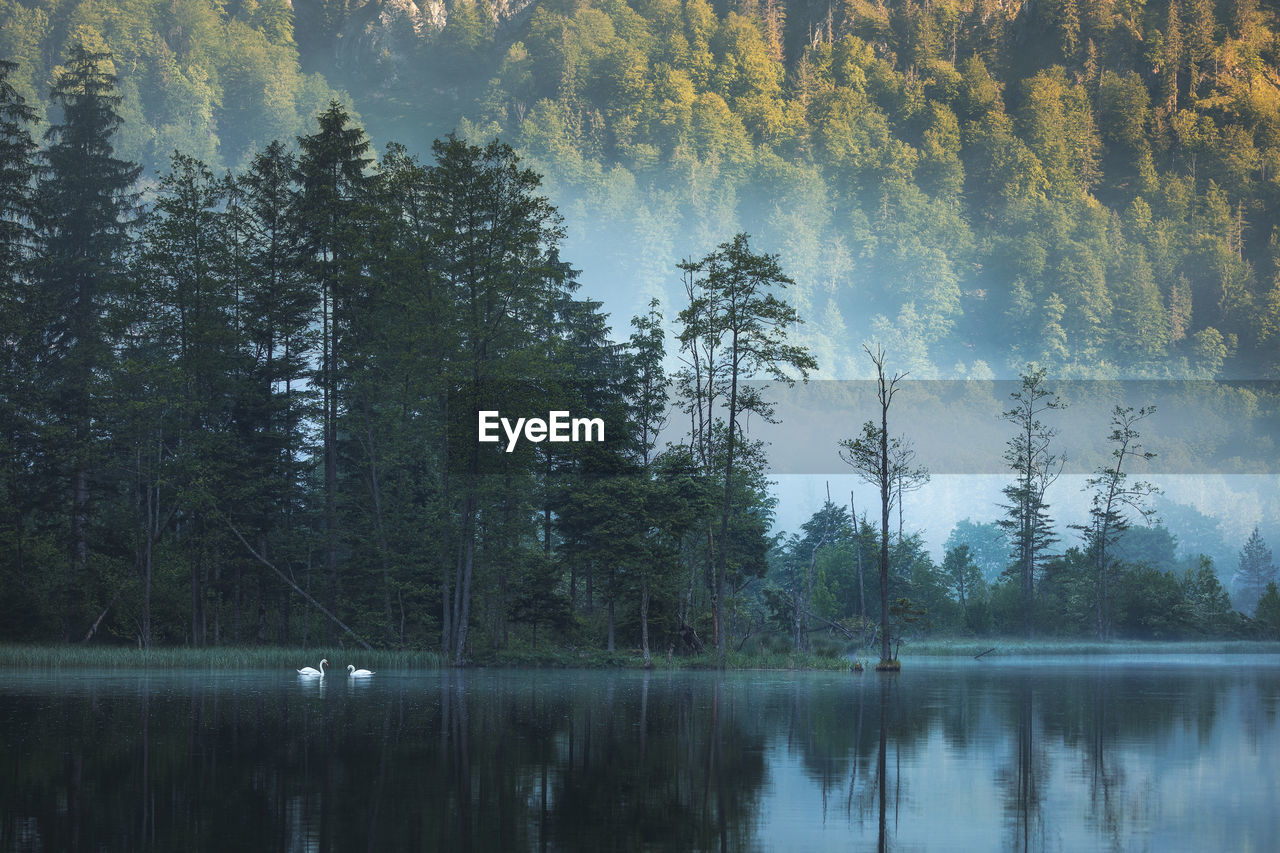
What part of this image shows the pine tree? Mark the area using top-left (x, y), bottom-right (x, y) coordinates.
top-left (838, 346), bottom-right (921, 667)
top-left (1232, 526), bottom-right (1276, 615)
top-left (1255, 581), bottom-right (1280, 638)
top-left (0, 60), bottom-right (36, 287)
top-left (628, 298), bottom-right (669, 469)
top-left (240, 139), bottom-right (316, 641)
top-left (136, 152), bottom-right (248, 645)
top-left (998, 366), bottom-right (1064, 638)
top-left (1184, 0), bottom-right (1216, 100)
top-left (1161, 0), bottom-right (1183, 111)
top-left (35, 45), bottom-right (141, 641)
top-left (1077, 406), bottom-right (1159, 640)
top-left (1168, 274), bottom-right (1193, 343)
top-left (426, 137), bottom-right (571, 664)
top-left (0, 58), bottom-right (40, 634)
top-left (677, 233), bottom-right (816, 663)
top-left (294, 103), bottom-right (374, 640)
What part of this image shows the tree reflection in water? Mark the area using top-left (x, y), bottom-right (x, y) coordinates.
top-left (997, 682), bottom-right (1046, 852)
top-left (0, 662), bottom-right (1277, 850)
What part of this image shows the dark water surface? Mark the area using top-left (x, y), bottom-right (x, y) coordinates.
top-left (1, 657), bottom-right (1277, 851)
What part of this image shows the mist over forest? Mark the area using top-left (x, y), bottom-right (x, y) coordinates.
top-left (7, 0), bottom-right (1280, 375)
top-left (2, 0), bottom-right (1280, 653)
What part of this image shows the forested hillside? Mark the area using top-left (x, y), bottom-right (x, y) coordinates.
top-left (2, 1), bottom-right (1280, 656)
top-left (6, 0), bottom-right (1280, 376)
top-left (0, 0), bottom-right (348, 169)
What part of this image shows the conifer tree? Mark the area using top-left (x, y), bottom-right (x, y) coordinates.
top-left (838, 346), bottom-right (920, 667)
top-left (0, 59), bottom-right (36, 288)
top-left (136, 152), bottom-right (249, 645)
top-left (1077, 405), bottom-right (1159, 640)
top-left (998, 366), bottom-right (1064, 638)
top-left (1161, 0), bottom-right (1183, 111)
top-left (425, 137), bottom-right (571, 664)
top-left (240, 140), bottom-right (315, 639)
top-left (677, 233), bottom-right (815, 663)
top-left (295, 103), bottom-right (373, 639)
top-left (1232, 526), bottom-right (1276, 615)
top-left (0, 58), bottom-right (40, 632)
top-left (35, 45), bottom-right (140, 641)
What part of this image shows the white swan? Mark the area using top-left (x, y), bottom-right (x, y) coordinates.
top-left (347, 664), bottom-right (374, 677)
top-left (298, 659), bottom-right (328, 677)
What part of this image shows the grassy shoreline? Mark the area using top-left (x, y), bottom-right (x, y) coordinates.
top-left (1, 640), bottom-right (1276, 671)
top-left (0, 644), bottom-right (853, 671)
top-left (0, 645), bottom-right (445, 671)
top-left (903, 639), bottom-right (1280, 657)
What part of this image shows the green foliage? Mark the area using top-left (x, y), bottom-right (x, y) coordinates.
top-left (945, 519), bottom-right (1010, 585)
top-left (10, 0), bottom-right (1280, 373)
top-left (1077, 405), bottom-right (1160, 639)
top-left (8, 5), bottom-right (1280, 655)
top-left (942, 543), bottom-right (987, 633)
top-left (0, 644), bottom-right (444, 670)
top-left (1232, 526), bottom-right (1277, 615)
top-left (1255, 582), bottom-right (1280, 638)
top-left (998, 366), bottom-right (1064, 637)
top-left (675, 232), bottom-right (815, 660)
top-left (0, 0), bottom-right (348, 171)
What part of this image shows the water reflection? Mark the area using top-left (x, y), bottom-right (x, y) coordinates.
top-left (0, 659), bottom-right (1277, 851)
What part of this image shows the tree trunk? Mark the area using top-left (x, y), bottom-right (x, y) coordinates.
top-left (641, 583), bottom-right (652, 667)
top-left (880, 393), bottom-right (892, 664)
top-left (361, 396), bottom-right (397, 644)
top-left (455, 519), bottom-right (475, 666)
top-left (67, 464), bottom-right (89, 643)
top-left (607, 598), bottom-right (615, 652)
top-left (715, 330), bottom-right (741, 664)
top-left (852, 495), bottom-right (866, 628)
top-left (191, 555), bottom-right (202, 647)
top-left (324, 278), bottom-right (339, 643)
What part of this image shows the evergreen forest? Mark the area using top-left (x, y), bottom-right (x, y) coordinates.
top-left (2, 0), bottom-right (1280, 657)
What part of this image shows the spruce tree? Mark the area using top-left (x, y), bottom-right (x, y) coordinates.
top-left (136, 152), bottom-right (247, 645)
top-left (295, 103), bottom-right (373, 640)
top-left (241, 140), bottom-right (315, 640)
top-left (1077, 406), bottom-right (1159, 640)
top-left (677, 233), bottom-right (816, 663)
top-left (425, 137), bottom-right (570, 664)
top-left (1232, 527), bottom-right (1276, 615)
top-left (35, 45), bottom-right (140, 641)
top-left (998, 366), bottom-right (1064, 638)
top-left (0, 59), bottom-right (36, 287)
top-left (0, 58), bottom-right (40, 635)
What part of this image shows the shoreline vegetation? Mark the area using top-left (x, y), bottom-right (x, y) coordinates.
top-left (2, 641), bottom-right (1277, 672)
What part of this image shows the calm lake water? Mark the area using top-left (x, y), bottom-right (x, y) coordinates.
top-left (1, 657), bottom-right (1277, 851)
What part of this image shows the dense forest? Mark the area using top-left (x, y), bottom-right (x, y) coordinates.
top-left (7, 0), bottom-right (1280, 376)
top-left (2, 0), bottom-right (1280, 656)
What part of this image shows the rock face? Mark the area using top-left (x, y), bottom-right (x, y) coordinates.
top-left (296, 0), bottom-right (538, 89)
top-left (332, 0), bottom-right (426, 84)
top-left (420, 0), bottom-right (447, 31)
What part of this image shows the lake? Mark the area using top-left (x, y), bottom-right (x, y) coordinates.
top-left (1, 657), bottom-right (1277, 851)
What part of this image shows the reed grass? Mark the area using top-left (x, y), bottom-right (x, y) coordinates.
top-left (0, 644), bottom-right (444, 671)
top-left (903, 639), bottom-right (1280, 657)
top-left (5, 638), bottom-right (1273, 671)
top-left (443, 647), bottom-right (854, 670)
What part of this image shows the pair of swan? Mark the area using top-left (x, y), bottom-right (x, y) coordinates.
top-left (296, 660), bottom-right (374, 677)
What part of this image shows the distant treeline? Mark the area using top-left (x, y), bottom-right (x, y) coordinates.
top-left (772, 505), bottom-right (1280, 647)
